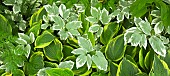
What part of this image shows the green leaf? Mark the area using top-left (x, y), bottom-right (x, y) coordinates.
top-left (149, 36), bottom-right (166, 57)
top-left (100, 8), bottom-right (111, 24)
top-left (44, 38), bottom-right (63, 62)
top-left (86, 54), bottom-right (92, 70)
top-left (154, 55), bottom-right (169, 76)
top-left (18, 33), bottom-right (30, 43)
top-left (59, 4), bottom-right (67, 18)
top-left (144, 50), bottom-right (154, 70)
top-left (116, 58), bottom-right (141, 76)
top-left (78, 37), bottom-right (93, 52)
top-left (88, 24), bottom-right (100, 33)
top-left (58, 60), bottom-right (74, 69)
top-left (29, 32), bottom-right (35, 43)
top-left (66, 21), bottom-right (82, 30)
top-left (138, 18), bottom-right (151, 35)
top-left (76, 54), bottom-right (87, 69)
top-left (85, 16), bottom-right (98, 23)
top-left (92, 51), bottom-right (108, 71)
top-left (44, 3), bottom-right (59, 15)
top-left (58, 30), bottom-right (69, 40)
top-left (15, 38), bottom-right (27, 45)
top-left (154, 21), bottom-right (164, 34)
top-left (109, 61), bottom-right (118, 76)
top-left (71, 48), bottom-right (86, 55)
top-left (68, 30), bottom-right (80, 36)
top-left (51, 15), bottom-right (65, 28)
top-left (12, 69), bottom-right (24, 76)
top-left (25, 44), bottom-right (31, 58)
top-left (37, 67), bottom-right (51, 76)
top-left (41, 23), bottom-right (50, 29)
top-left (139, 34), bottom-right (147, 49)
top-left (91, 7), bottom-right (99, 19)
top-left (46, 68), bottom-right (74, 76)
top-left (139, 48), bottom-right (146, 70)
top-left (0, 14), bottom-right (12, 34)
top-left (130, 33), bottom-right (142, 46)
top-left (24, 52), bottom-right (44, 75)
top-left (105, 34), bottom-right (126, 61)
top-left (117, 12), bottom-right (124, 23)
top-left (35, 31), bottom-right (55, 48)
top-left (100, 22), bottom-right (119, 44)
top-left (13, 4), bottom-right (21, 14)
top-left (3, 0), bottom-right (15, 5)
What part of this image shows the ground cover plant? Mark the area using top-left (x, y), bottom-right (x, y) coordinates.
top-left (0, 0), bottom-right (170, 76)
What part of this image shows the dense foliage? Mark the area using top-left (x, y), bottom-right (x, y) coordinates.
top-left (0, 0), bottom-right (170, 76)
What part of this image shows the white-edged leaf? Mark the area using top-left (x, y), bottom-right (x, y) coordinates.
top-left (58, 30), bottom-right (69, 40)
top-left (63, 9), bottom-right (70, 19)
top-left (71, 48), bottom-right (86, 55)
top-left (13, 4), bottom-right (20, 14)
top-left (100, 8), bottom-right (111, 24)
top-left (51, 23), bottom-right (64, 30)
top-left (85, 16), bottom-right (98, 23)
top-left (166, 26), bottom-right (170, 34)
top-left (87, 54), bottom-right (92, 70)
top-left (138, 19), bottom-right (151, 35)
top-left (88, 24), bottom-right (100, 33)
top-left (117, 12), bottom-right (124, 23)
top-left (44, 4), bottom-right (52, 13)
top-left (129, 33), bottom-right (142, 46)
top-left (159, 36), bottom-right (169, 44)
top-left (30, 32), bottom-right (35, 43)
top-left (58, 60), bottom-right (74, 69)
top-left (134, 17), bottom-right (142, 27)
top-left (51, 3), bottom-right (59, 15)
top-left (66, 21), bottom-right (82, 30)
top-left (37, 67), bottom-right (51, 76)
top-left (92, 51), bottom-right (108, 71)
top-left (16, 38), bottom-right (27, 45)
top-left (59, 4), bottom-right (66, 17)
top-left (151, 17), bottom-right (161, 25)
top-left (96, 27), bottom-right (103, 38)
top-left (25, 44), bottom-right (31, 58)
top-left (154, 21), bottom-right (164, 34)
top-left (43, 15), bottom-right (49, 23)
top-left (151, 10), bottom-right (160, 17)
top-left (78, 37), bottom-right (93, 52)
top-left (140, 34), bottom-right (147, 49)
top-left (68, 30), bottom-right (80, 36)
top-left (149, 36), bottom-right (166, 57)
top-left (76, 54), bottom-right (87, 69)
top-left (110, 9), bottom-right (120, 17)
top-left (91, 7), bottom-right (99, 19)
top-left (18, 33), bottom-right (30, 42)
top-left (41, 23), bottom-right (50, 29)
top-left (51, 15), bottom-right (65, 27)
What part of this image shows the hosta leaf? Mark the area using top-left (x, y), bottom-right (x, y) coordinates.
top-left (154, 55), bottom-right (169, 76)
top-left (78, 37), bottom-right (93, 52)
top-left (15, 38), bottom-right (27, 45)
top-left (88, 24), bottom-right (100, 33)
top-left (138, 19), bottom-right (151, 35)
top-left (66, 21), bottom-right (82, 30)
top-left (100, 8), bottom-right (111, 24)
top-left (105, 34), bottom-right (126, 61)
top-left (91, 7), bottom-right (99, 19)
top-left (35, 31), bottom-right (55, 48)
top-left (58, 30), bottom-right (69, 40)
top-left (92, 51), bottom-right (108, 71)
top-left (24, 52), bottom-right (44, 75)
top-left (59, 4), bottom-right (66, 17)
top-left (44, 39), bottom-right (63, 62)
top-left (100, 22), bottom-right (119, 44)
top-left (13, 4), bottom-right (20, 14)
top-left (149, 36), bottom-right (166, 57)
top-left (116, 58), bottom-right (141, 76)
top-left (51, 15), bottom-right (65, 28)
top-left (86, 54), bottom-right (92, 70)
top-left (139, 48), bottom-right (146, 70)
top-left (12, 69), bottom-right (24, 76)
top-left (109, 61), bottom-right (118, 76)
top-left (58, 60), bottom-right (74, 69)
top-left (144, 50), bottom-right (154, 70)
top-left (46, 68), bottom-right (74, 76)
top-left (85, 16), bottom-right (98, 23)
top-left (154, 21), bottom-right (164, 34)
top-left (71, 48), bottom-right (86, 55)
top-left (129, 33), bottom-right (142, 46)
top-left (0, 14), bottom-right (12, 34)
top-left (76, 54), bottom-right (87, 69)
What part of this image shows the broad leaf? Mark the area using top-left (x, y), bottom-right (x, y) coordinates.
top-left (51, 15), bottom-right (65, 28)
top-left (58, 30), bottom-right (69, 40)
top-left (43, 39), bottom-right (63, 62)
top-left (85, 16), bottom-right (98, 23)
top-left (138, 19), bottom-right (151, 35)
top-left (78, 37), bottom-right (93, 52)
top-left (154, 21), bottom-right (164, 34)
top-left (149, 36), bottom-right (166, 57)
top-left (46, 68), bottom-right (74, 76)
top-left (90, 7), bottom-right (99, 19)
top-left (35, 31), bottom-right (55, 48)
top-left (130, 33), bottom-right (142, 46)
top-left (100, 8), bottom-right (111, 24)
top-left (92, 51), bottom-right (108, 71)
top-left (88, 24), bottom-right (100, 33)
top-left (58, 61), bottom-right (74, 69)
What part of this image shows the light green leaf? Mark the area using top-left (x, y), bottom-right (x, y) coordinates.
top-left (129, 33), bottom-right (142, 46)
top-left (139, 34), bottom-right (147, 49)
top-left (25, 44), bottom-right (31, 58)
top-left (111, 9), bottom-right (120, 17)
top-left (68, 30), bottom-right (80, 36)
top-left (76, 54), bottom-right (87, 69)
top-left (41, 24), bottom-right (50, 29)
top-left (90, 7), bottom-right (99, 19)
top-left (58, 30), bottom-right (69, 40)
top-left (92, 51), bottom-right (108, 71)
top-left (16, 38), bottom-right (27, 45)
top-left (18, 33), bottom-right (30, 43)
top-left (66, 21), bottom-right (82, 30)
top-left (85, 16), bottom-right (98, 23)
top-left (29, 32), bottom-right (35, 43)
top-left (149, 36), bottom-right (166, 57)
top-left (117, 12), bottom-right (124, 23)
top-left (78, 37), bottom-right (93, 52)
top-left (3, 0), bottom-right (15, 5)
top-left (51, 15), bottom-right (65, 27)
top-left (154, 21), bottom-right (164, 34)
top-left (167, 26), bottom-right (170, 34)
top-left (46, 68), bottom-right (74, 76)
top-left (35, 31), bottom-right (55, 48)
top-left (63, 9), bottom-right (70, 19)
top-left (100, 8), bottom-right (111, 24)
top-left (87, 54), bottom-right (92, 70)
top-left (51, 23), bottom-right (63, 30)
top-left (58, 60), bottom-right (74, 69)
top-left (138, 18), bottom-right (151, 35)
top-left (71, 48), bottom-right (86, 55)
top-left (44, 5), bottom-right (52, 13)
top-left (105, 34), bottom-right (126, 61)
top-left (151, 10), bottom-right (161, 17)
top-left (88, 24), bottom-right (100, 33)
top-left (44, 3), bottom-right (59, 15)
top-left (59, 4), bottom-right (66, 17)
top-left (151, 17), bottom-right (161, 25)
top-left (37, 67), bottom-right (51, 76)
top-left (13, 4), bottom-right (20, 14)
top-left (44, 39), bottom-right (63, 62)
top-left (95, 27), bottom-right (103, 38)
